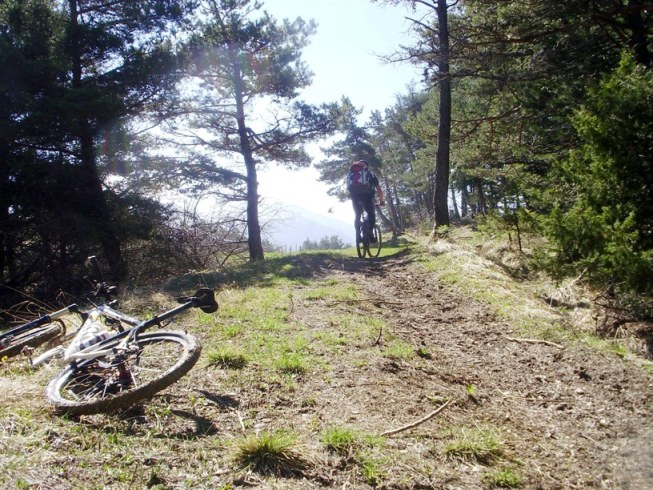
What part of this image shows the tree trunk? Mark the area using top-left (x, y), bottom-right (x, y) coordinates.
top-left (0, 148), bottom-right (12, 282)
top-left (382, 171), bottom-right (402, 234)
top-left (461, 185), bottom-right (469, 217)
top-left (475, 178), bottom-right (488, 215)
top-left (625, 0), bottom-right (651, 67)
top-left (392, 181), bottom-right (404, 230)
top-left (69, 0), bottom-right (126, 281)
top-left (432, 0), bottom-right (451, 228)
top-left (230, 47), bottom-right (264, 261)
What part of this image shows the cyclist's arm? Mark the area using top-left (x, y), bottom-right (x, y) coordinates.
top-left (376, 185), bottom-right (385, 205)
top-left (371, 173), bottom-right (385, 205)
top-left (375, 182), bottom-right (385, 206)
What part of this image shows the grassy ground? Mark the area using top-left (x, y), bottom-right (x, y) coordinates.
top-left (1, 230), bottom-right (652, 489)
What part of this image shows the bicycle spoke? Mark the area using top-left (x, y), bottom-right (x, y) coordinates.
top-left (48, 331), bottom-right (200, 415)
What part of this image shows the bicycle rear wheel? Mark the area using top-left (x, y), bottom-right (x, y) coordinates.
top-left (356, 219), bottom-right (370, 258)
top-left (0, 323), bottom-right (64, 360)
top-left (366, 225), bottom-right (382, 258)
top-left (46, 331), bottom-right (200, 415)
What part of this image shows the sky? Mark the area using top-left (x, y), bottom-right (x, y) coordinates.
top-left (255, 0), bottom-right (426, 227)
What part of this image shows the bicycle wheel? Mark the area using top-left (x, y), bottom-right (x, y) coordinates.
top-left (0, 323), bottom-right (64, 360)
top-left (46, 331), bottom-right (200, 415)
top-left (356, 234), bottom-right (365, 258)
top-left (367, 225), bottom-right (382, 258)
top-left (356, 220), bottom-right (369, 258)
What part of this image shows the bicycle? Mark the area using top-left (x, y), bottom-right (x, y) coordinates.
top-left (0, 260), bottom-right (124, 361)
top-left (38, 285), bottom-right (217, 416)
top-left (355, 203), bottom-right (382, 259)
top-left (0, 305), bottom-right (69, 360)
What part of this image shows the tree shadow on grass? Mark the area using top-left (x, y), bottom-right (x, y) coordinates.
top-left (163, 245), bottom-right (411, 293)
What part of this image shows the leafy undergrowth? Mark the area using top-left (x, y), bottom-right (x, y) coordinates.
top-left (1, 232), bottom-right (652, 489)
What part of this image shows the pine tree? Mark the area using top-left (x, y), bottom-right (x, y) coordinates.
top-left (545, 53), bottom-right (653, 294)
top-left (167, 0), bottom-right (337, 261)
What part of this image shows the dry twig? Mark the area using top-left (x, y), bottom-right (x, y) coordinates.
top-left (231, 408), bottom-right (246, 433)
top-left (326, 298), bottom-right (405, 307)
top-left (373, 326), bottom-right (383, 345)
top-left (381, 399), bottom-right (453, 437)
top-left (505, 336), bottom-right (564, 349)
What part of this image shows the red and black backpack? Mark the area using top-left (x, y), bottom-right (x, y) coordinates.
top-left (347, 161), bottom-right (372, 194)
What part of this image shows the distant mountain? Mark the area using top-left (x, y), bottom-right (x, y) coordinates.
top-left (265, 207), bottom-right (353, 251)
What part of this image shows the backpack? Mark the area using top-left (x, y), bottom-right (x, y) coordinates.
top-left (347, 162), bottom-right (373, 194)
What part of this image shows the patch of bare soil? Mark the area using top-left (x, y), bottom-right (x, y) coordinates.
top-left (314, 252), bottom-right (653, 489)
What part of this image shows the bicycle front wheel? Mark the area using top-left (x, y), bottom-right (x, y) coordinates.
top-left (46, 331), bottom-right (200, 415)
top-left (367, 225), bottom-right (382, 258)
top-left (0, 323), bottom-right (64, 360)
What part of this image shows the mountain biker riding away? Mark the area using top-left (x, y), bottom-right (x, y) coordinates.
top-left (347, 160), bottom-right (385, 243)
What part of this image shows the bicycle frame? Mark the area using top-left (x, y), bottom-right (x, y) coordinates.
top-left (32, 289), bottom-right (217, 367)
top-left (65, 297), bottom-right (205, 363)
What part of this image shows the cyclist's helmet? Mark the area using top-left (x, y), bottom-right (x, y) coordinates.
top-left (358, 159), bottom-right (368, 167)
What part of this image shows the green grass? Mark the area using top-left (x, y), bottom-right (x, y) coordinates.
top-left (321, 427), bottom-right (359, 455)
top-left (484, 466), bottom-right (523, 488)
top-left (192, 258), bottom-right (389, 393)
top-left (381, 339), bottom-right (416, 361)
top-left (320, 427), bottom-right (387, 485)
top-left (275, 352), bottom-right (307, 375)
top-left (232, 431), bottom-right (308, 476)
top-left (444, 424), bottom-right (505, 464)
top-left (206, 346), bottom-right (248, 369)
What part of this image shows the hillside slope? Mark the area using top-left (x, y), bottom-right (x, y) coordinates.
top-left (2, 236), bottom-right (652, 489)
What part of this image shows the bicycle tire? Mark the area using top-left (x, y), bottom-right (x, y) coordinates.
top-left (356, 219), bottom-right (370, 258)
top-left (356, 236), bottom-right (365, 258)
top-left (0, 323), bottom-right (64, 360)
top-left (46, 331), bottom-right (200, 416)
top-left (367, 225), bottom-right (382, 258)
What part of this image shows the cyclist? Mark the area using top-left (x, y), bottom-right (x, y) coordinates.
top-left (346, 160), bottom-right (385, 243)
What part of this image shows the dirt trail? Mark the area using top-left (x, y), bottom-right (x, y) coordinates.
top-left (2, 248), bottom-right (652, 489)
top-left (317, 252), bottom-right (653, 488)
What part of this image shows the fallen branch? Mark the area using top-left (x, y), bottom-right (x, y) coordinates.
top-left (326, 298), bottom-right (435, 309)
top-left (231, 408), bottom-right (246, 433)
top-left (373, 325), bottom-right (383, 345)
top-left (326, 298), bottom-right (405, 307)
top-left (381, 399), bottom-right (453, 437)
top-left (505, 336), bottom-right (564, 349)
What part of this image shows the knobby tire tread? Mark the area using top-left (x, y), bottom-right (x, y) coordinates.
top-left (368, 225), bottom-right (382, 258)
top-left (46, 331), bottom-right (200, 416)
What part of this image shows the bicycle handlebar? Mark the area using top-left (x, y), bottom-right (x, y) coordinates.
top-left (2, 304), bottom-right (78, 340)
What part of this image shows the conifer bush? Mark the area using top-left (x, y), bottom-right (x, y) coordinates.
top-left (543, 53), bottom-right (653, 298)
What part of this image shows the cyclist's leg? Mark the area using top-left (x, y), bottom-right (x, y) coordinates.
top-left (351, 198), bottom-right (363, 240)
top-left (361, 195), bottom-right (378, 243)
top-left (363, 195), bottom-right (376, 228)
